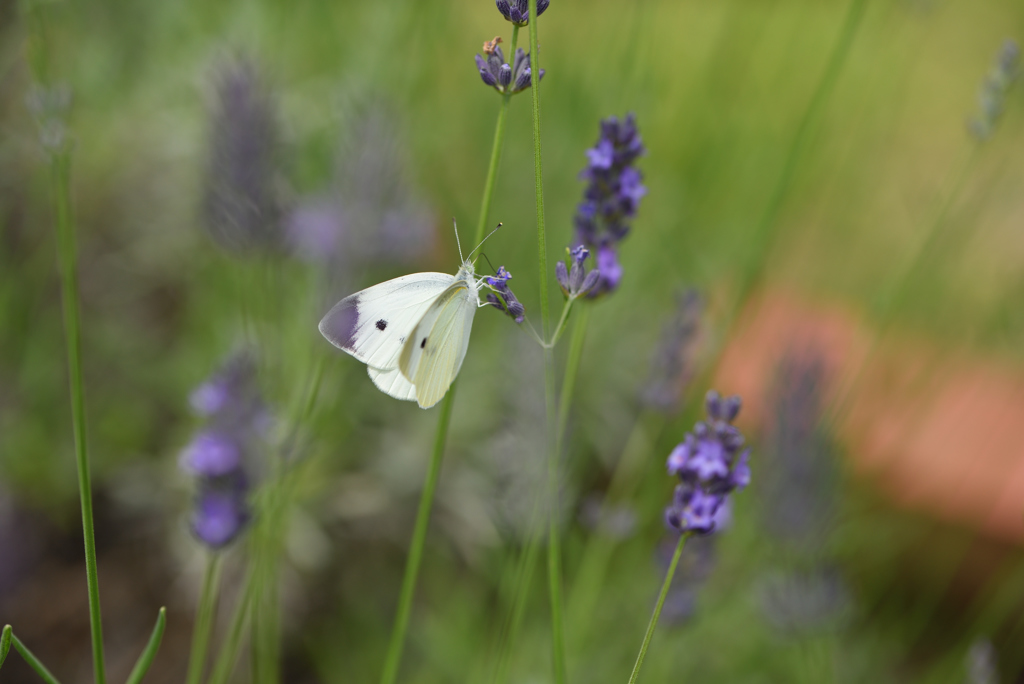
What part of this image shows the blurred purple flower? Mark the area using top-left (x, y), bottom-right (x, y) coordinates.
top-left (760, 352), bottom-right (837, 545)
top-left (202, 58), bottom-right (285, 254)
top-left (641, 290), bottom-right (703, 412)
top-left (664, 390), bottom-right (749, 535)
top-left (180, 351), bottom-right (267, 550)
top-left (969, 40), bottom-right (1019, 141)
top-left (191, 480), bottom-right (251, 549)
top-left (288, 101), bottom-right (433, 279)
top-left (572, 114), bottom-right (646, 297)
top-left (179, 431), bottom-right (242, 477)
top-left (285, 201), bottom-right (347, 263)
top-left (495, 0), bottom-right (550, 26)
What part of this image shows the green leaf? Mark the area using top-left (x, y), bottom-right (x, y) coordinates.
top-left (125, 607), bottom-right (167, 684)
top-left (1, 625), bottom-right (12, 669)
top-left (11, 633), bottom-right (62, 684)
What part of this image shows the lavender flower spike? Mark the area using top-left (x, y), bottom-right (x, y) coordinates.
top-left (496, 0), bottom-right (550, 26)
top-left (485, 266), bottom-right (525, 323)
top-left (572, 114), bottom-right (647, 298)
top-left (664, 390), bottom-right (750, 534)
top-left (555, 245), bottom-right (600, 298)
top-left (475, 43), bottom-right (544, 96)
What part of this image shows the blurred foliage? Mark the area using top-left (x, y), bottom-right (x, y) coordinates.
top-left (2, 0), bottom-right (1024, 682)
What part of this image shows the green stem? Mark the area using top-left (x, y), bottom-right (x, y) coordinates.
top-left (207, 569), bottom-right (256, 684)
top-left (626, 534), bottom-right (687, 684)
top-left (11, 633), bottom-right (63, 684)
top-left (546, 296), bottom-right (577, 349)
top-left (527, 2), bottom-right (564, 680)
top-left (473, 25), bottom-right (520, 251)
top-left (378, 32), bottom-right (523, 677)
top-left (528, 5), bottom-right (550, 333)
top-left (491, 522), bottom-right (542, 684)
top-left (185, 555), bottom-right (222, 684)
top-left (556, 307), bottom-right (589, 450)
top-left (52, 148), bottom-right (106, 684)
top-left (125, 608), bottom-right (167, 684)
top-left (379, 386), bottom-right (456, 684)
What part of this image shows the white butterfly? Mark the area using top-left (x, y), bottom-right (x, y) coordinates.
top-left (319, 224), bottom-right (501, 409)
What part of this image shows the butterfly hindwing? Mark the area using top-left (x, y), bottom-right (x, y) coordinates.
top-left (367, 366), bottom-right (418, 401)
top-left (319, 273), bottom-right (454, 372)
top-left (399, 280), bottom-right (478, 409)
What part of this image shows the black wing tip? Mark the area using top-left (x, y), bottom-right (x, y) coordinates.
top-left (319, 298), bottom-right (360, 351)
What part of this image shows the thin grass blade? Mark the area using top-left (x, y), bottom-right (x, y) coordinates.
top-left (125, 607), bottom-right (167, 684)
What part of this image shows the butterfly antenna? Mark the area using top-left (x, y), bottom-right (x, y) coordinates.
top-left (480, 252), bottom-right (497, 274)
top-left (468, 222), bottom-right (503, 262)
top-left (452, 217), bottom-right (465, 262)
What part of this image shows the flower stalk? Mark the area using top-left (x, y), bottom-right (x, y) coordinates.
top-left (626, 534), bottom-right (689, 684)
top-left (52, 144), bottom-right (107, 684)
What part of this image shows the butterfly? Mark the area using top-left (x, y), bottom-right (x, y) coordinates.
top-left (319, 223), bottom-right (502, 409)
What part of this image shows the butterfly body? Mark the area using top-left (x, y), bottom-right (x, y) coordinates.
top-left (320, 261), bottom-right (480, 409)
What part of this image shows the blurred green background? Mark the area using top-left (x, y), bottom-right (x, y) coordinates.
top-left (2, 0), bottom-right (1024, 681)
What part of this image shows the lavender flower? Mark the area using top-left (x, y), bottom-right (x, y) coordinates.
top-left (202, 58), bottom-right (284, 253)
top-left (180, 352), bottom-right (267, 550)
top-left (475, 43), bottom-right (543, 95)
top-left (759, 352), bottom-right (837, 545)
top-left (573, 114), bottom-right (647, 297)
top-left (191, 475), bottom-right (251, 549)
top-left (641, 290), bottom-right (704, 412)
top-left (554, 245), bottom-right (600, 298)
top-left (485, 266), bottom-right (525, 323)
top-left (664, 391), bottom-right (749, 534)
top-left (286, 100), bottom-right (433, 274)
top-left (495, 0), bottom-right (549, 26)
top-left (969, 39), bottom-right (1019, 141)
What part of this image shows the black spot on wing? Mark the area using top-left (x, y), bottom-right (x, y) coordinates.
top-left (421, 338), bottom-right (427, 348)
top-left (376, 319), bottom-right (388, 331)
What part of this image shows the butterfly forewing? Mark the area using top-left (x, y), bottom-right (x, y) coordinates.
top-left (399, 281), bottom-right (477, 408)
top-left (319, 273), bottom-right (454, 371)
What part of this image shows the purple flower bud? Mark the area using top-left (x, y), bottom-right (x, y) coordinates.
top-left (180, 432), bottom-right (242, 477)
top-left (190, 380), bottom-right (230, 415)
top-left (486, 266), bottom-right (525, 323)
top-left (498, 63), bottom-right (513, 88)
top-left (476, 54), bottom-right (498, 86)
top-left (496, 0), bottom-right (549, 25)
top-left (555, 245), bottom-right (600, 298)
top-left (555, 261), bottom-right (570, 292)
top-left (730, 450), bottom-right (751, 490)
top-left (586, 139), bottom-right (614, 170)
top-left (191, 486), bottom-right (250, 549)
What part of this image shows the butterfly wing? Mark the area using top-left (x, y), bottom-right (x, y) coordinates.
top-left (319, 273), bottom-right (454, 374)
top-left (398, 281), bottom-right (478, 409)
top-left (367, 366), bottom-right (418, 401)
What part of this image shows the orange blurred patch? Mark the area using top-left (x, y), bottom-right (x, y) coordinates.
top-left (715, 288), bottom-right (1024, 544)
